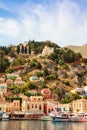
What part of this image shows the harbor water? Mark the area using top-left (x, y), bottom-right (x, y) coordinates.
top-left (0, 120), bottom-right (87, 130)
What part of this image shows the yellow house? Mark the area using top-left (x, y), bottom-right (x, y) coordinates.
top-left (12, 100), bottom-right (21, 111)
top-left (27, 96), bottom-right (44, 112)
top-left (22, 96), bottom-right (44, 115)
top-left (0, 101), bottom-right (12, 113)
top-left (71, 99), bottom-right (87, 113)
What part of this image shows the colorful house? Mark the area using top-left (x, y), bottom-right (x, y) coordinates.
top-left (12, 100), bottom-right (21, 111)
top-left (23, 96), bottom-right (44, 117)
top-left (71, 99), bottom-right (87, 113)
top-left (44, 101), bottom-right (56, 115)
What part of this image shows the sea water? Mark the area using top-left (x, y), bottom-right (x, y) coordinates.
top-left (0, 120), bottom-right (87, 130)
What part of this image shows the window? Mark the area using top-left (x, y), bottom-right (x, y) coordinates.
top-left (6, 108), bottom-right (8, 112)
top-left (48, 109), bottom-right (50, 113)
top-left (85, 104), bottom-right (86, 108)
top-left (27, 105), bottom-right (29, 110)
top-left (39, 105), bottom-right (41, 110)
top-left (14, 102), bottom-right (16, 106)
top-left (35, 105), bottom-right (37, 108)
top-left (74, 104), bottom-right (75, 108)
top-left (79, 104), bottom-right (81, 108)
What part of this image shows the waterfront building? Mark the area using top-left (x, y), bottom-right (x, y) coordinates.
top-left (71, 98), bottom-right (87, 113)
top-left (57, 103), bottom-right (71, 112)
top-left (21, 96), bottom-right (44, 117)
top-left (21, 100), bottom-right (27, 112)
top-left (44, 101), bottom-right (56, 115)
top-left (28, 96), bottom-right (44, 112)
top-left (0, 101), bottom-right (12, 113)
top-left (12, 100), bottom-right (21, 111)
top-left (19, 94), bottom-right (29, 102)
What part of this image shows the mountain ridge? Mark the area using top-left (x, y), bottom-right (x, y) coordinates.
top-left (66, 43), bottom-right (87, 58)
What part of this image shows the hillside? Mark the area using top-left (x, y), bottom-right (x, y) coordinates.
top-left (66, 44), bottom-right (87, 58)
top-left (0, 40), bottom-right (87, 103)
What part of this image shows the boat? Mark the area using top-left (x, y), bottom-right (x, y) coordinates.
top-left (51, 112), bottom-right (70, 122)
top-left (51, 111), bottom-right (87, 122)
top-left (41, 116), bottom-right (51, 121)
top-left (69, 113), bottom-right (87, 122)
top-left (0, 112), bottom-right (3, 120)
top-left (2, 113), bottom-right (9, 121)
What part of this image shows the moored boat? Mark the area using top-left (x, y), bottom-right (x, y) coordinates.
top-left (51, 112), bottom-right (70, 122)
top-left (69, 113), bottom-right (87, 122)
top-left (51, 112), bottom-right (87, 122)
top-left (2, 113), bottom-right (9, 121)
top-left (41, 116), bottom-right (51, 121)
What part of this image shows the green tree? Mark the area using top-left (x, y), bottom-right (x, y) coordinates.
top-left (0, 50), bottom-right (10, 72)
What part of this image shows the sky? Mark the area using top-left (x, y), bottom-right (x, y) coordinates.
top-left (0, 0), bottom-right (87, 47)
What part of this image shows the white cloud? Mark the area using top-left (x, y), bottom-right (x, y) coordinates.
top-left (0, 0), bottom-right (87, 46)
top-left (0, 18), bottom-right (20, 37)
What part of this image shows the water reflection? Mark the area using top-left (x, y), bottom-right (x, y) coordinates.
top-left (0, 121), bottom-right (87, 130)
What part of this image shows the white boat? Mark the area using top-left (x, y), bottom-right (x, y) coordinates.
top-left (51, 113), bottom-right (70, 122)
top-left (51, 112), bottom-right (87, 122)
top-left (69, 113), bottom-right (87, 122)
top-left (2, 113), bottom-right (9, 121)
top-left (41, 116), bottom-right (51, 121)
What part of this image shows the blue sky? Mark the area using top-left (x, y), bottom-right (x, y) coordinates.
top-left (0, 0), bottom-right (87, 47)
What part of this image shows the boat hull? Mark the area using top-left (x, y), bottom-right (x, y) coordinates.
top-left (41, 116), bottom-right (51, 121)
top-left (52, 116), bottom-right (70, 122)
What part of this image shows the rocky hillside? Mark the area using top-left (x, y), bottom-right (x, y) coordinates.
top-left (66, 44), bottom-right (87, 58)
top-left (0, 40), bottom-right (87, 103)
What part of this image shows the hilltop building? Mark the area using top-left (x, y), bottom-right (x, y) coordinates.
top-left (42, 45), bottom-right (54, 56)
top-left (18, 43), bottom-right (29, 54)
